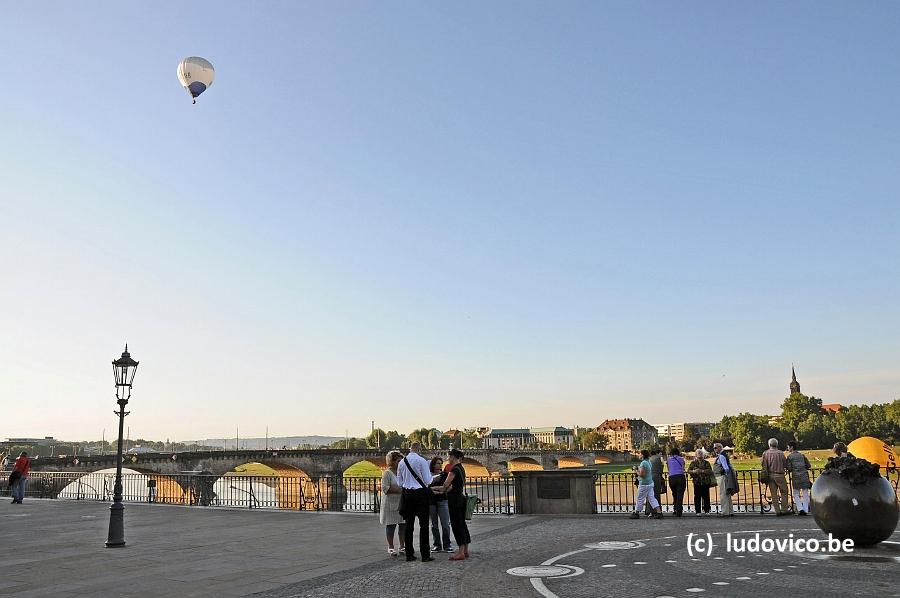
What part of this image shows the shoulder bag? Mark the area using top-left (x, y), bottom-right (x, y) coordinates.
top-left (403, 456), bottom-right (437, 505)
top-left (759, 454), bottom-right (771, 485)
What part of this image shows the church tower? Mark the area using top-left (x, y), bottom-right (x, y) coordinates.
top-left (790, 366), bottom-right (801, 394)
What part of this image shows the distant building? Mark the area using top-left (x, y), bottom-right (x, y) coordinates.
top-left (479, 426), bottom-right (574, 449)
top-left (125, 446), bottom-right (155, 455)
top-left (529, 427), bottom-right (574, 446)
top-left (596, 419), bottom-right (657, 451)
top-left (481, 428), bottom-right (530, 449)
top-left (790, 365), bottom-right (802, 394)
top-left (654, 422), bottom-right (714, 442)
top-left (5, 437), bottom-right (57, 446)
top-left (788, 367), bottom-right (841, 413)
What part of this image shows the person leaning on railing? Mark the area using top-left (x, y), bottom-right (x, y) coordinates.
top-left (760, 438), bottom-right (790, 516)
top-left (785, 441), bottom-right (812, 516)
top-left (666, 447), bottom-right (686, 517)
top-left (712, 444), bottom-right (734, 517)
top-left (687, 448), bottom-right (714, 516)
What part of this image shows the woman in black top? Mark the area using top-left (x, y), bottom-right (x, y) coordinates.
top-left (435, 448), bottom-right (471, 560)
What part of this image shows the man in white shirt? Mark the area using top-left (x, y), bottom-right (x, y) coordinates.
top-left (397, 442), bottom-right (434, 562)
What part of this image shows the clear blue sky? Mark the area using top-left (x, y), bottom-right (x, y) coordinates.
top-left (1, 2), bottom-right (898, 441)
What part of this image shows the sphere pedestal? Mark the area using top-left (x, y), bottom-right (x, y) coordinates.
top-left (811, 460), bottom-right (898, 546)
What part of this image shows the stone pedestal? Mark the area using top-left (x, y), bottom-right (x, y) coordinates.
top-left (513, 470), bottom-right (596, 514)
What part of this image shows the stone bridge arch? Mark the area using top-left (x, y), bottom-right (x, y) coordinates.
top-left (342, 456), bottom-right (387, 477)
top-left (218, 461), bottom-right (316, 509)
top-left (506, 457), bottom-right (544, 472)
top-left (557, 456), bottom-right (587, 468)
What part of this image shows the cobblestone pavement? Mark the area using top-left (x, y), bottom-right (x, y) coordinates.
top-left (0, 498), bottom-right (523, 597)
top-left (258, 515), bottom-right (900, 598)
top-left (3, 499), bottom-right (897, 597)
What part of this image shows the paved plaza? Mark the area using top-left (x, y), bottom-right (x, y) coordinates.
top-left (2, 499), bottom-right (897, 597)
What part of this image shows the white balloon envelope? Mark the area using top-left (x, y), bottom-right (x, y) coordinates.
top-left (177, 57), bottom-right (215, 104)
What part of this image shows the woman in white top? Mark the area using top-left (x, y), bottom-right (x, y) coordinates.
top-left (379, 450), bottom-right (406, 556)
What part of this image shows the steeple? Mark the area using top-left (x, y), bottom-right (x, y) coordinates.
top-left (790, 365), bottom-right (801, 394)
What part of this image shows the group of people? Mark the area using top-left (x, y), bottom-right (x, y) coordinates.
top-left (378, 443), bottom-right (471, 562)
top-left (631, 439), bottom-right (817, 518)
top-left (5, 451), bottom-right (31, 504)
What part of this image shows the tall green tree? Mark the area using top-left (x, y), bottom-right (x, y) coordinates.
top-left (581, 431), bottom-right (608, 450)
top-left (779, 392), bottom-right (824, 433)
top-left (408, 428), bottom-right (441, 448)
top-left (459, 429), bottom-right (481, 449)
top-left (712, 412), bottom-right (785, 455)
top-left (381, 430), bottom-right (407, 450)
top-left (366, 428), bottom-right (386, 449)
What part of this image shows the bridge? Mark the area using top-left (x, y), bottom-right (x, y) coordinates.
top-left (29, 448), bottom-right (631, 477)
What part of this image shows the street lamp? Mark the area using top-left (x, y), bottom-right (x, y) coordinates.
top-left (106, 344), bottom-right (138, 548)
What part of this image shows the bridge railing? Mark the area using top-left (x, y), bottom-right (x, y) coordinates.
top-left (8, 469), bottom-right (893, 515)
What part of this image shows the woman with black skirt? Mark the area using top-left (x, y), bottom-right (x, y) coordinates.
top-left (434, 448), bottom-right (471, 560)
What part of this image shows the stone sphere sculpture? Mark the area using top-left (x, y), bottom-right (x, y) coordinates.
top-left (811, 455), bottom-right (899, 546)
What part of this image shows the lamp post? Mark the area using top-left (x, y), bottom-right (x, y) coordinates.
top-left (106, 344), bottom-right (138, 548)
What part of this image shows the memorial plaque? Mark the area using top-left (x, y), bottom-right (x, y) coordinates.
top-left (537, 477), bottom-right (571, 499)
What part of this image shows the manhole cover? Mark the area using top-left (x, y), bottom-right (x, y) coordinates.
top-left (507, 565), bottom-right (584, 578)
top-left (584, 540), bottom-right (645, 550)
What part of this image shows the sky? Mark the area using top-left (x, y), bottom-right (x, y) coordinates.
top-left (1, 2), bottom-right (898, 442)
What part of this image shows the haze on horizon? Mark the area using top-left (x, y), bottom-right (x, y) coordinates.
top-left (1, 3), bottom-right (898, 442)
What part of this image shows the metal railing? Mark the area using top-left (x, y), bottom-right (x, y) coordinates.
top-left (4, 469), bottom-right (895, 516)
top-left (595, 467), bottom-right (900, 514)
top-left (0, 472), bottom-right (515, 514)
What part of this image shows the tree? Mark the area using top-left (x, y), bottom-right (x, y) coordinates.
top-left (712, 412), bottom-right (786, 455)
top-left (366, 428), bottom-right (386, 449)
top-left (795, 413), bottom-right (833, 448)
top-left (581, 431), bottom-right (608, 450)
top-left (407, 428), bottom-right (442, 448)
top-left (459, 429), bottom-right (481, 449)
top-left (779, 392), bottom-right (824, 434)
top-left (381, 430), bottom-right (406, 450)
top-left (329, 438), bottom-right (366, 449)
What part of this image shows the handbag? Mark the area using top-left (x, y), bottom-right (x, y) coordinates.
top-left (727, 468), bottom-right (739, 496)
top-left (8, 470), bottom-right (21, 487)
top-left (759, 462), bottom-right (771, 485)
top-left (397, 489), bottom-right (407, 518)
top-left (463, 495), bottom-right (479, 520)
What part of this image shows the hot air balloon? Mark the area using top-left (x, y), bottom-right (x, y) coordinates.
top-left (177, 57), bottom-right (215, 104)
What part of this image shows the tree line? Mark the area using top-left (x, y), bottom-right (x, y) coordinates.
top-left (695, 393), bottom-right (899, 456)
top-left (329, 428), bottom-right (483, 451)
